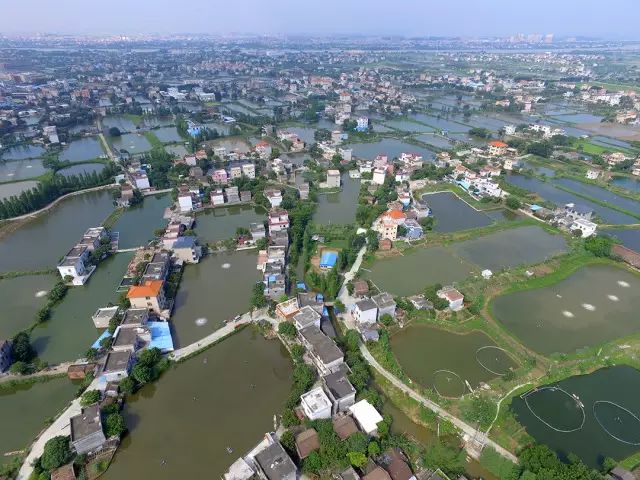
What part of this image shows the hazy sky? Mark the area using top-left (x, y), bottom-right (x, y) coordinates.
top-left (1, 0), bottom-right (638, 38)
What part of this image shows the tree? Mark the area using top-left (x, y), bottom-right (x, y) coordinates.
top-left (585, 235), bottom-right (614, 257)
top-left (368, 441), bottom-right (380, 457)
top-left (422, 440), bottom-right (466, 477)
top-left (131, 363), bottom-right (154, 384)
top-left (282, 408), bottom-right (299, 427)
top-left (250, 282), bottom-right (268, 309)
top-left (379, 313), bottom-right (394, 327)
top-left (9, 361), bottom-right (28, 374)
top-left (104, 412), bottom-right (126, 438)
top-left (462, 395), bottom-right (497, 429)
top-left (278, 322), bottom-right (297, 339)
top-left (11, 332), bottom-right (35, 363)
top-left (40, 436), bottom-right (72, 472)
top-left (108, 127), bottom-right (122, 137)
top-left (347, 451), bottom-right (368, 468)
top-left (118, 377), bottom-right (136, 395)
top-left (505, 196), bottom-right (521, 209)
top-left (80, 390), bottom-right (101, 407)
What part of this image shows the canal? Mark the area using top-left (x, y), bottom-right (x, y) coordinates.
top-left (102, 327), bottom-right (292, 480)
top-left (0, 189), bottom-right (115, 273)
top-left (492, 264), bottom-right (640, 355)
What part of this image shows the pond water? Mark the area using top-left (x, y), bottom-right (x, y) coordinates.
top-left (111, 194), bottom-right (171, 249)
top-left (59, 137), bottom-right (104, 163)
top-left (451, 226), bottom-right (568, 272)
top-left (203, 122), bottom-right (231, 136)
top-left (103, 116), bottom-right (137, 133)
top-left (518, 161), bottom-right (556, 178)
top-left (422, 192), bottom-right (492, 233)
top-left (313, 174), bottom-right (360, 225)
top-left (554, 178), bottom-right (640, 215)
top-left (414, 134), bottom-right (455, 149)
top-left (364, 246), bottom-right (477, 296)
top-left (492, 264), bottom-right (640, 355)
top-left (0, 159), bottom-right (46, 182)
top-left (611, 176), bottom-right (640, 193)
top-left (589, 136), bottom-right (633, 150)
top-left (464, 115), bottom-right (506, 133)
top-left (408, 114), bottom-right (470, 133)
top-left (349, 139), bottom-right (435, 161)
top-left (391, 325), bottom-right (517, 398)
top-left (286, 127), bottom-right (316, 144)
top-left (550, 113), bottom-right (603, 124)
top-left (385, 119), bottom-right (435, 133)
top-left (170, 251), bottom-right (260, 348)
top-left (111, 133), bottom-right (152, 155)
top-left (143, 116), bottom-right (174, 128)
top-left (448, 133), bottom-right (487, 148)
top-left (0, 145), bottom-right (46, 161)
top-left (0, 274), bottom-right (55, 338)
top-left (371, 123), bottom-right (394, 133)
top-left (57, 163), bottom-right (106, 178)
top-left (506, 174), bottom-right (638, 225)
top-left (0, 190), bottom-right (115, 272)
top-left (224, 103), bottom-right (257, 116)
top-left (195, 205), bottom-right (267, 244)
top-left (102, 328), bottom-right (292, 480)
top-left (603, 228), bottom-right (640, 251)
top-left (0, 377), bottom-right (77, 465)
top-left (165, 144), bottom-right (189, 157)
top-left (31, 252), bottom-right (133, 364)
top-left (209, 138), bottom-right (251, 154)
top-left (153, 127), bottom-right (183, 143)
top-left (0, 180), bottom-right (40, 200)
top-left (511, 365), bottom-right (640, 467)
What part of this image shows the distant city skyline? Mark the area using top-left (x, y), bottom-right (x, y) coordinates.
top-left (1, 0), bottom-right (639, 39)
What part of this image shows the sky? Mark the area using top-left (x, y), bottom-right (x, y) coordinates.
top-left (0, 0), bottom-right (638, 39)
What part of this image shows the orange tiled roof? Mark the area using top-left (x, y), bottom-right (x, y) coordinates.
top-left (127, 280), bottom-right (164, 299)
top-left (386, 210), bottom-right (406, 220)
top-left (489, 140), bottom-right (508, 148)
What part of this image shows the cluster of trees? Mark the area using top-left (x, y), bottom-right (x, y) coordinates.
top-left (9, 331), bottom-right (36, 374)
top-left (130, 348), bottom-right (170, 387)
top-left (424, 283), bottom-right (449, 310)
top-left (336, 233), bottom-right (367, 271)
top-left (250, 282), bottom-right (268, 310)
top-left (584, 235), bottom-right (615, 257)
top-left (306, 266), bottom-right (342, 300)
top-left (288, 200), bottom-right (316, 266)
top-left (35, 280), bottom-right (70, 325)
top-left (469, 127), bottom-right (492, 139)
top-left (410, 163), bottom-right (453, 181)
top-left (356, 176), bottom-right (397, 228)
top-left (0, 163), bottom-right (118, 219)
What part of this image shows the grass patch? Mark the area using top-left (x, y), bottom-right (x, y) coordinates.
top-left (479, 447), bottom-right (519, 479)
top-left (143, 131), bottom-right (164, 148)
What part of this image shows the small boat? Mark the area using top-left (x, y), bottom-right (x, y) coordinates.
top-left (226, 447), bottom-right (233, 454)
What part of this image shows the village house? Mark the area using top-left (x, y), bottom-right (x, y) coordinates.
top-left (275, 297), bottom-right (300, 320)
top-left (372, 292), bottom-right (396, 319)
top-left (299, 326), bottom-right (344, 375)
top-left (91, 306), bottom-right (119, 329)
top-left (326, 169), bottom-right (341, 188)
top-left (363, 466), bottom-right (392, 480)
top-left (50, 464), bottom-right (76, 480)
top-left (437, 286), bottom-right (464, 311)
top-left (586, 169), bottom-right (601, 180)
top-left (293, 305), bottom-right (322, 331)
top-left (211, 169), bottom-right (229, 185)
top-left (70, 404), bottom-right (107, 455)
top-left (373, 210), bottom-right (406, 241)
top-left (372, 167), bottom-right (387, 185)
top-left (210, 189), bottom-right (225, 206)
top-left (323, 368), bottom-right (357, 414)
top-left (250, 222), bottom-right (266, 240)
top-left (264, 189), bottom-right (283, 208)
top-left (570, 218), bottom-right (597, 238)
top-left (130, 170), bottom-right (150, 190)
top-left (349, 399), bottom-right (384, 436)
top-left (57, 245), bottom-right (92, 285)
top-left (172, 236), bottom-right (201, 264)
top-left (254, 439), bottom-right (297, 480)
top-left (487, 140), bottom-right (508, 156)
top-left (0, 340), bottom-right (12, 372)
top-left (333, 415), bottom-right (360, 441)
top-left (127, 280), bottom-right (166, 314)
top-left (268, 208), bottom-right (289, 234)
top-left (300, 386), bottom-right (333, 420)
top-left (353, 298), bottom-right (378, 325)
top-left (255, 140), bottom-right (272, 158)
top-left (352, 280), bottom-right (370, 298)
top-left (295, 429), bottom-right (320, 460)
top-left (562, 203), bottom-right (594, 221)
top-left (226, 186), bottom-right (240, 204)
top-left (100, 351), bottom-right (133, 383)
top-left (503, 158), bottom-right (517, 171)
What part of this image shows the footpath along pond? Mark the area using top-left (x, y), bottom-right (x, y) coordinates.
top-left (492, 264), bottom-right (640, 355)
top-left (511, 365), bottom-right (640, 468)
top-left (390, 325), bottom-right (517, 398)
top-left (102, 328), bottom-right (292, 480)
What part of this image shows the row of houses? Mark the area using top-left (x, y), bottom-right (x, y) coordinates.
top-left (57, 227), bottom-right (109, 286)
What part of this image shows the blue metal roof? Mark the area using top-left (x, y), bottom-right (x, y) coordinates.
top-left (173, 236), bottom-right (196, 248)
top-left (148, 321), bottom-right (174, 352)
top-left (320, 251), bottom-right (338, 268)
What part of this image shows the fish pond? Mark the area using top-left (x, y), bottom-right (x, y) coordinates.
top-left (0, 159), bottom-right (47, 182)
top-left (170, 250), bottom-right (260, 348)
top-left (153, 127), bottom-right (183, 143)
top-left (195, 205), bottom-right (266, 244)
top-left (30, 252), bottom-right (133, 364)
top-left (0, 274), bottom-right (56, 338)
top-left (611, 176), bottom-right (640, 193)
top-left (58, 137), bottom-right (104, 163)
top-left (111, 193), bottom-right (171, 249)
top-left (0, 189), bottom-right (115, 272)
top-left (0, 180), bottom-right (39, 200)
top-left (313, 174), bottom-right (360, 225)
top-left (110, 133), bottom-right (152, 154)
top-left (385, 119), bottom-right (435, 133)
top-left (391, 325), bottom-right (517, 397)
top-left (492, 264), bottom-right (640, 355)
top-left (423, 192), bottom-right (492, 233)
top-left (57, 163), bottom-right (106, 178)
top-left (603, 228), bottom-right (640, 251)
top-left (349, 139), bottom-right (435, 161)
top-left (0, 145), bottom-right (46, 161)
top-left (511, 365), bottom-right (640, 468)
top-left (0, 377), bottom-right (77, 466)
top-left (102, 327), bottom-right (292, 480)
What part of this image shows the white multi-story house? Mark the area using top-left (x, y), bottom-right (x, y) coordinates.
top-left (353, 298), bottom-right (378, 325)
top-left (300, 387), bottom-right (333, 420)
